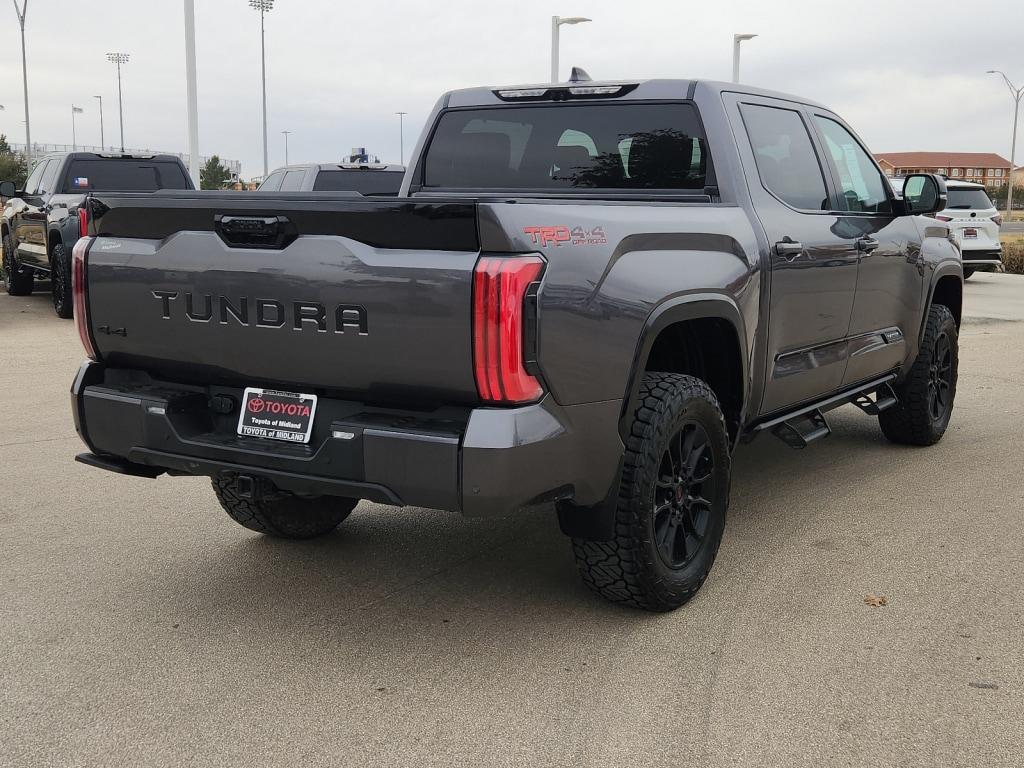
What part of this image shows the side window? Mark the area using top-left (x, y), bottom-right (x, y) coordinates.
top-left (23, 159), bottom-right (49, 196)
top-left (38, 159), bottom-right (62, 195)
top-left (741, 104), bottom-right (829, 211)
top-left (260, 170), bottom-right (284, 191)
top-left (279, 170), bottom-right (304, 191)
top-left (814, 116), bottom-right (891, 214)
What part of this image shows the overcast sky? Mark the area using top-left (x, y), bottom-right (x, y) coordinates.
top-left (2, 0), bottom-right (1022, 178)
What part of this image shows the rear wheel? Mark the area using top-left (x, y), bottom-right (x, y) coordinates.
top-left (572, 373), bottom-right (731, 612)
top-left (962, 267), bottom-right (975, 280)
top-left (50, 241), bottom-right (73, 318)
top-left (2, 233), bottom-right (34, 296)
top-left (212, 474), bottom-right (358, 539)
top-left (879, 303), bottom-right (958, 446)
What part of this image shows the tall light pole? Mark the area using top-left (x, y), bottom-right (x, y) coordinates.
top-left (987, 70), bottom-right (1023, 219)
top-left (550, 16), bottom-right (591, 83)
top-left (71, 105), bottom-right (83, 151)
top-left (184, 0), bottom-right (200, 187)
top-left (281, 130), bottom-right (291, 165)
top-left (395, 111), bottom-right (407, 164)
top-left (732, 34), bottom-right (757, 83)
top-left (12, 0), bottom-right (31, 166)
top-left (92, 95), bottom-right (104, 149)
top-left (106, 52), bottom-right (129, 152)
top-left (249, 0), bottom-right (274, 178)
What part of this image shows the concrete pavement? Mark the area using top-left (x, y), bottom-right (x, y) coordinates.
top-left (1, 274), bottom-right (1023, 767)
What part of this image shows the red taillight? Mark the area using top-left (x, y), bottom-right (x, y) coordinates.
top-left (472, 255), bottom-right (545, 404)
top-left (78, 206), bottom-right (88, 239)
top-left (992, 214), bottom-right (1003, 227)
top-left (72, 236), bottom-right (97, 360)
top-left (935, 215), bottom-right (953, 222)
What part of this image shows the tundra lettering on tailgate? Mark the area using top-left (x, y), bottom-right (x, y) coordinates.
top-left (150, 291), bottom-right (368, 335)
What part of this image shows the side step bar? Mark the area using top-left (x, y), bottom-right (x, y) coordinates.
top-left (850, 382), bottom-right (898, 416)
top-left (747, 374), bottom-right (898, 450)
top-left (772, 409), bottom-right (831, 449)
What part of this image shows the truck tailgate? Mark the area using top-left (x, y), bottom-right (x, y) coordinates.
top-left (85, 194), bottom-right (481, 404)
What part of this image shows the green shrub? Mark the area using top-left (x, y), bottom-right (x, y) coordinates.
top-left (1003, 240), bottom-right (1024, 275)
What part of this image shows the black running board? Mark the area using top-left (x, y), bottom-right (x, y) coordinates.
top-left (746, 374), bottom-right (898, 449)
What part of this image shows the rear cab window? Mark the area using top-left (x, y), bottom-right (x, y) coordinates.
top-left (420, 102), bottom-right (713, 194)
top-left (61, 159), bottom-right (191, 192)
top-left (312, 170), bottom-right (404, 195)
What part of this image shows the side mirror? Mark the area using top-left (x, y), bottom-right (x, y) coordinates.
top-left (0, 181), bottom-right (16, 198)
top-left (901, 173), bottom-right (947, 216)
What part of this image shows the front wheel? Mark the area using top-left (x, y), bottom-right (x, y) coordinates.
top-left (50, 241), bottom-right (73, 318)
top-left (572, 373), bottom-right (731, 612)
top-left (962, 267), bottom-right (975, 280)
top-left (2, 233), bottom-right (34, 296)
top-left (212, 474), bottom-right (359, 539)
top-left (879, 303), bottom-right (958, 446)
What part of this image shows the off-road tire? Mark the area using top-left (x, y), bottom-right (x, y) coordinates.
top-left (2, 232), bottom-right (34, 296)
top-left (879, 303), bottom-right (958, 446)
top-left (962, 267), bottom-right (975, 280)
top-left (572, 373), bottom-right (731, 612)
top-left (212, 474), bottom-right (358, 539)
top-left (50, 241), bottom-right (73, 318)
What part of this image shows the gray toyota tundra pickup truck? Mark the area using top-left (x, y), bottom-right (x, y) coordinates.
top-left (69, 78), bottom-right (963, 611)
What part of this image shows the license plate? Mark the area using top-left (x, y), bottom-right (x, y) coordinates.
top-left (963, 228), bottom-right (978, 238)
top-left (237, 387), bottom-right (317, 444)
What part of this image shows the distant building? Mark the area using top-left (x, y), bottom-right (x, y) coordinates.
top-left (874, 152), bottom-right (1011, 187)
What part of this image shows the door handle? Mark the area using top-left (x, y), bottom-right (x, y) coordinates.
top-left (856, 237), bottom-right (880, 253)
top-left (775, 240), bottom-right (805, 260)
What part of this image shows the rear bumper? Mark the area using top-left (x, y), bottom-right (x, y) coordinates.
top-left (71, 362), bottom-right (623, 517)
top-left (961, 247), bottom-right (1002, 268)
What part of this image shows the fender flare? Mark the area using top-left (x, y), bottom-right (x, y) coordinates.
top-left (618, 292), bottom-right (749, 441)
top-left (921, 259), bottom-right (963, 339)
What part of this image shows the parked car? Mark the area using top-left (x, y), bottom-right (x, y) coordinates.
top-left (890, 177), bottom-right (1002, 278)
top-left (257, 162), bottom-right (405, 195)
top-left (1, 152), bottom-right (194, 316)
top-left (69, 78), bottom-right (962, 611)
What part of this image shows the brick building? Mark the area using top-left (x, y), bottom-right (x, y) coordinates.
top-left (873, 152), bottom-right (1011, 187)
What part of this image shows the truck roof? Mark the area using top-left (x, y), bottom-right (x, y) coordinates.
top-left (443, 78), bottom-right (829, 110)
top-left (34, 151), bottom-right (186, 163)
top-left (269, 163), bottom-right (406, 174)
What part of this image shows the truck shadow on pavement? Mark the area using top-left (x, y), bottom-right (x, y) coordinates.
top-left (135, 407), bottom-right (906, 643)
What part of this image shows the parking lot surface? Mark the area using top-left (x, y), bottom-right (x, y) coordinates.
top-left (2, 273), bottom-right (1023, 768)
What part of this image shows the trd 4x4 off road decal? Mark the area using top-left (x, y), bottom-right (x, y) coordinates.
top-left (523, 225), bottom-right (608, 247)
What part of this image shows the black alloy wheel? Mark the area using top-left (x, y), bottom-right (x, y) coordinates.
top-left (653, 421), bottom-right (715, 569)
top-left (927, 330), bottom-right (953, 423)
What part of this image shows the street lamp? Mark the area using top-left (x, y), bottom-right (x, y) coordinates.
top-left (249, 0), bottom-right (274, 178)
top-left (986, 70), bottom-right (1023, 219)
top-left (12, 0), bottom-right (31, 166)
top-left (184, 0), bottom-right (200, 187)
top-left (281, 130), bottom-right (291, 165)
top-left (92, 96), bottom-right (104, 149)
top-left (732, 34), bottom-right (757, 83)
top-left (106, 52), bottom-right (129, 151)
top-left (395, 111), bottom-right (407, 164)
top-left (550, 16), bottom-right (591, 83)
top-left (71, 105), bottom-right (83, 151)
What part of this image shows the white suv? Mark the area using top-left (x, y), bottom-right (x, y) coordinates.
top-left (891, 178), bottom-right (1002, 278)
